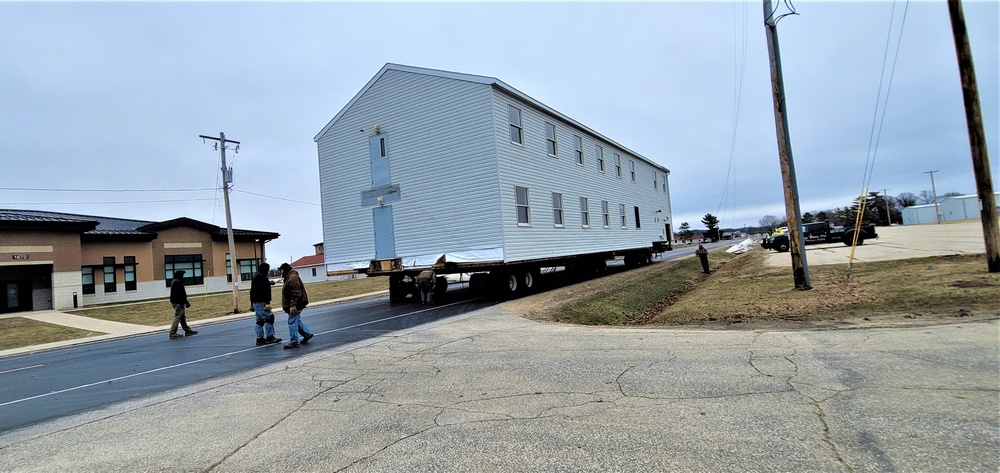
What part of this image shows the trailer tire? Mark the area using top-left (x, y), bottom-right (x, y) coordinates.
top-left (504, 272), bottom-right (519, 295)
top-left (434, 276), bottom-right (448, 301)
top-left (469, 273), bottom-right (490, 295)
top-left (388, 274), bottom-right (408, 303)
top-left (522, 268), bottom-right (539, 292)
top-left (777, 241), bottom-right (789, 252)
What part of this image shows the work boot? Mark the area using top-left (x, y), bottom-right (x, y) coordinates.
top-left (256, 337), bottom-right (267, 346)
top-left (185, 330), bottom-right (198, 336)
top-left (283, 342), bottom-right (300, 350)
top-left (300, 333), bottom-right (313, 345)
top-left (169, 333), bottom-right (183, 340)
top-left (265, 336), bottom-right (282, 344)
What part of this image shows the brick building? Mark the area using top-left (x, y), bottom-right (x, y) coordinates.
top-left (0, 209), bottom-right (279, 313)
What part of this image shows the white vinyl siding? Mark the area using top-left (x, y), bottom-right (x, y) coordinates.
top-left (317, 64), bottom-right (674, 267)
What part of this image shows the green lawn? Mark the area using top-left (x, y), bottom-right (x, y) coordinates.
top-left (0, 318), bottom-right (102, 351)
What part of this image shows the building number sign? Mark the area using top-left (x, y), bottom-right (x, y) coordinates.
top-left (12, 254), bottom-right (29, 260)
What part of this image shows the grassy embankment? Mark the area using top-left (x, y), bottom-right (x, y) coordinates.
top-left (510, 248), bottom-right (1000, 326)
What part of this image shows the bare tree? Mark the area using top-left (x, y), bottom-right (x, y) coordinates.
top-left (758, 215), bottom-right (785, 233)
top-left (917, 190), bottom-right (937, 205)
top-left (897, 192), bottom-right (918, 207)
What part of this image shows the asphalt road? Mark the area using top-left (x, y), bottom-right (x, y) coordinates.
top-left (0, 243), bottom-right (714, 433)
top-left (0, 293), bottom-right (494, 432)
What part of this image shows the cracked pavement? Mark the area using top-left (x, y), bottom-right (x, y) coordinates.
top-left (1, 307), bottom-right (997, 472)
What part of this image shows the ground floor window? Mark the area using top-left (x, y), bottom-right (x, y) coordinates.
top-left (81, 267), bottom-right (95, 294)
top-left (165, 254), bottom-right (204, 287)
top-left (103, 257), bottom-right (116, 293)
top-left (124, 256), bottom-right (136, 291)
top-left (226, 254), bottom-right (258, 282)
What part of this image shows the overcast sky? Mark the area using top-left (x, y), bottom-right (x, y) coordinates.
top-left (1, 1), bottom-right (997, 263)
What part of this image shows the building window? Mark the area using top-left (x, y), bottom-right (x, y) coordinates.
top-left (81, 267), bottom-right (95, 295)
top-left (227, 254), bottom-right (257, 282)
top-left (662, 174), bottom-right (667, 193)
top-left (630, 160), bottom-right (636, 182)
top-left (165, 254), bottom-right (204, 287)
top-left (515, 186), bottom-right (531, 225)
top-left (103, 257), bottom-right (116, 293)
top-left (312, 268), bottom-right (317, 277)
top-left (574, 135), bottom-right (584, 165)
top-left (552, 192), bottom-right (564, 226)
top-left (615, 154), bottom-right (622, 178)
top-left (508, 105), bottom-right (523, 145)
top-left (596, 145), bottom-right (605, 172)
top-left (653, 171), bottom-right (658, 190)
top-left (124, 256), bottom-right (137, 291)
top-left (580, 197), bottom-right (590, 227)
top-left (620, 204), bottom-right (627, 228)
top-left (634, 206), bottom-right (642, 229)
top-left (545, 122), bottom-right (557, 156)
top-left (602, 201), bottom-right (610, 228)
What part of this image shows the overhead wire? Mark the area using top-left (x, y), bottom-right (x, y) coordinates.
top-left (847, 0), bottom-right (910, 275)
top-left (715, 0), bottom-right (750, 233)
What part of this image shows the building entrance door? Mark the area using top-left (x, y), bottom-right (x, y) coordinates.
top-left (1, 280), bottom-right (31, 313)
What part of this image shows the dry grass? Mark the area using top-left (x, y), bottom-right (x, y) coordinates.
top-left (507, 248), bottom-right (1000, 328)
top-left (0, 318), bottom-right (100, 351)
top-left (67, 276), bottom-right (388, 326)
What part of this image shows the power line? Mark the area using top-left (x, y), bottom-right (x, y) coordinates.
top-left (232, 189), bottom-right (319, 206)
top-left (0, 187), bottom-right (216, 193)
top-left (2, 198), bottom-right (217, 205)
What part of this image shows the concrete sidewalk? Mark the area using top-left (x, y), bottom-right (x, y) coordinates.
top-left (1, 306), bottom-right (996, 472)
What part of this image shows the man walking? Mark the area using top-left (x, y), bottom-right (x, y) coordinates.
top-left (250, 263), bottom-right (281, 346)
top-left (279, 263), bottom-right (313, 349)
top-left (168, 270), bottom-right (198, 339)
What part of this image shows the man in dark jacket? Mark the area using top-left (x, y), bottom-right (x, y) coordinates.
top-left (279, 263), bottom-right (313, 349)
top-left (250, 263), bottom-right (281, 346)
top-left (168, 270), bottom-right (197, 339)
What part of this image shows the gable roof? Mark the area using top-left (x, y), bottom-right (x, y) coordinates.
top-left (314, 63), bottom-right (669, 174)
top-left (291, 254), bottom-right (325, 268)
top-left (0, 209), bottom-right (279, 242)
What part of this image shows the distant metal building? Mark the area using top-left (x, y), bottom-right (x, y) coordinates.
top-left (314, 63), bottom-right (673, 275)
top-left (902, 192), bottom-right (1000, 225)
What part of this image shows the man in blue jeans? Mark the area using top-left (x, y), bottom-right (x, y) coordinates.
top-left (279, 263), bottom-right (313, 349)
top-left (250, 263), bottom-right (281, 346)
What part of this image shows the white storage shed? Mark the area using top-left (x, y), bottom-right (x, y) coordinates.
top-left (314, 64), bottom-right (673, 274)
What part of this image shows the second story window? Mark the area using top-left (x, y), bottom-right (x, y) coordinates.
top-left (545, 122), bottom-right (557, 156)
top-left (615, 154), bottom-right (622, 178)
top-left (574, 135), bottom-right (584, 165)
top-left (596, 145), bottom-right (605, 172)
top-left (630, 160), bottom-right (636, 182)
top-left (653, 171), bottom-right (658, 190)
top-left (508, 105), bottom-right (523, 145)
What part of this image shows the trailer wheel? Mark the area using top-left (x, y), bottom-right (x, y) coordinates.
top-left (469, 272), bottom-right (489, 295)
top-left (522, 268), bottom-right (539, 292)
top-left (777, 241), bottom-right (789, 252)
top-left (504, 272), bottom-right (519, 294)
top-left (388, 274), bottom-right (408, 303)
top-left (433, 276), bottom-right (448, 301)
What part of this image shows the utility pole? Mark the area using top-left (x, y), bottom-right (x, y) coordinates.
top-left (924, 170), bottom-right (941, 224)
top-left (200, 132), bottom-right (242, 314)
top-left (948, 0), bottom-right (999, 272)
top-left (763, 0), bottom-right (810, 290)
top-left (879, 188), bottom-right (892, 225)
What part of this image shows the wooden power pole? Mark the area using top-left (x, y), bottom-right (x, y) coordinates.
top-left (947, 0), bottom-right (999, 272)
top-left (763, 0), bottom-right (811, 289)
top-left (200, 132), bottom-right (243, 312)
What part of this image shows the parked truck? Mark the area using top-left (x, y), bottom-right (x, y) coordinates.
top-left (761, 221), bottom-right (878, 252)
top-left (315, 64), bottom-right (674, 301)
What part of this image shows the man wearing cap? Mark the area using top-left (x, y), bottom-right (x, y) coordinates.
top-left (168, 270), bottom-right (198, 339)
top-left (279, 262), bottom-right (313, 349)
top-left (250, 263), bottom-right (281, 346)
